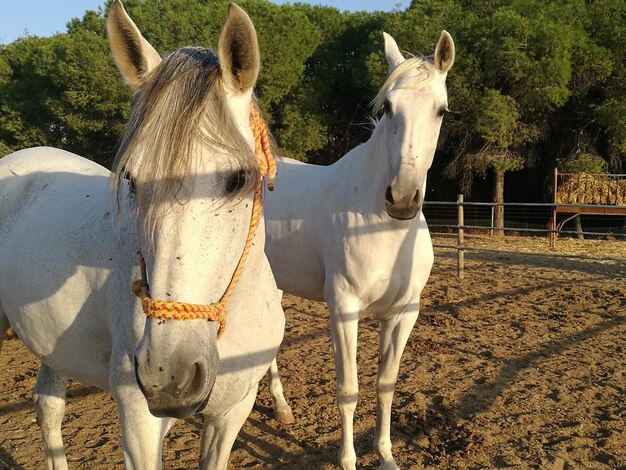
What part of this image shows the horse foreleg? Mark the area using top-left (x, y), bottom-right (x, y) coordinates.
top-left (199, 385), bottom-right (258, 470)
top-left (328, 297), bottom-right (361, 470)
top-left (266, 357), bottom-right (295, 424)
top-left (33, 363), bottom-right (69, 470)
top-left (374, 307), bottom-right (420, 470)
top-left (111, 355), bottom-right (175, 469)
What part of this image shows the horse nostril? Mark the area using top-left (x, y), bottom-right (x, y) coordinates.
top-left (413, 189), bottom-right (420, 204)
top-left (185, 362), bottom-right (207, 397)
top-left (134, 355), bottom-right (147, 396)
top-left (385, 186), bottom-right (394, 205)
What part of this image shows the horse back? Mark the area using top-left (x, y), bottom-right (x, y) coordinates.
top-left (0, 147), bottom-right (109, 232)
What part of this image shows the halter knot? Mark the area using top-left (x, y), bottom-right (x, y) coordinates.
top-left (131, 105), bottom-right (276, 337)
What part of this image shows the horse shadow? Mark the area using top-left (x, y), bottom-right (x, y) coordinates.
top-left (0, 447), bottom-right (24, 470)
top-left (434, 240), bottom-right (626, 278)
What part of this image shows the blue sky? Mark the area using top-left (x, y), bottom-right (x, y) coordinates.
top-left (0, 0), bottom-right (409, 45)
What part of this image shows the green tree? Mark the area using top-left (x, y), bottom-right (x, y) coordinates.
top-left (1, 0), bottom-right (623, 208)
top-left (583, 0), bottom-right (625, 170)
top-left (467, 89), bottom-right (528, 234)
top-left (0, 0), bottom-right (322, 165)
top-left (420, 0), bottom-right (625, 215)
top-left (0, 31), bottom-right (130, 165)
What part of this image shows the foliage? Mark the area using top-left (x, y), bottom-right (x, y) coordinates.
top-left (0, 32), bottom-right (130, 165)
top-left (275, 104), bottom-right (327, 161)
top-left (273, 5), bottom-right (387, 162)
top-left (557, 148), bottom-right (608, 174)
top-left (0, 0), bottom-right (623, 203)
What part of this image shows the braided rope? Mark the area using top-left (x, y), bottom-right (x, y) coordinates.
top-left (131, 104), bottom-right (276, 337)
top-left (250, 105), bottom-right (277, 190)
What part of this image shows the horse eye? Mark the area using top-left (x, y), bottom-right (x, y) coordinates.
top-left (225, 170), bottom-right (248, 193)
top-left (383, 99), bottom-right (392, 116)
top-left (128, 176), bottom-right (137, 195)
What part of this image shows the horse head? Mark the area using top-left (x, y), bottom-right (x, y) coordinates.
top-left (108, 0), bottom-right (263, 419)
top-left (373, 31), bottom-right (454, 220)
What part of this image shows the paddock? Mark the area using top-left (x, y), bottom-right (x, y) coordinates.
top-left (1, 234), bottom-right (624, 469)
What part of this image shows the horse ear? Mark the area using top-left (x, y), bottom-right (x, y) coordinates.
top-left (218, 4), bottom-right (260, 93)
top-left (107, 0), bottom-right (161, 90)
top-left (434, 30), bottom-right (455, 73)
top-left (383, 32), bottom-right (405, 71)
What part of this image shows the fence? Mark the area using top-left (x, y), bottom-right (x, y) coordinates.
top-left (423, 196), bottom-right (626, 278)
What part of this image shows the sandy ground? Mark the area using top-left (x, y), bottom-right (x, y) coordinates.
top-left (1, 234), bottom-right (625, 469)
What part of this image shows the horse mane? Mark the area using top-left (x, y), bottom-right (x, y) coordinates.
top-left (370, 56), bottom-right (435, 114)
top-left (111, 46), bottom-right (259, 239)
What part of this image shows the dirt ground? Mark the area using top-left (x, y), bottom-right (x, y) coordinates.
top-left (1, 234), bottom-right (625, 469)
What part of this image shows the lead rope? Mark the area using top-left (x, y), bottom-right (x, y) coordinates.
top-left (131, 104), bottom-right (276, 337)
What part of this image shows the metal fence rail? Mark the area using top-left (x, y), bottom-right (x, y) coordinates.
top-left (422, 198), bottom-right (626, 278)
top-left (423, 200), bottom-right (626, 237)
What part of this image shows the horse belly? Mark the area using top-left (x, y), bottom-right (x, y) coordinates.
top-left (272, 263), bottom-right (326, 302)
top-left (1, 249), bottom-right (114, 389)
top-left (265, 223), bottom-right (326, 301)
top-left (11, 303), bottom-right (112, 390)
top-left (263, 161), bottom-right (330, 302)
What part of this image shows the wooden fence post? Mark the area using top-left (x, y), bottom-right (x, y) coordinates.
top-left (457, 194), bottom-right (464, 279)
top-left (550, 167), bottom-right (558, 248)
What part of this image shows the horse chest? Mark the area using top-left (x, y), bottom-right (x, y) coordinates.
top-left (330, 220), bottom-right (433, 313)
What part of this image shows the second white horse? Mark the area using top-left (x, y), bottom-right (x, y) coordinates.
top-left (264, 31), bottom-right (455, 470)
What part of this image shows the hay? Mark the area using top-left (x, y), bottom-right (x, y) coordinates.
top-left (556, 173), bottom-right (626, 205)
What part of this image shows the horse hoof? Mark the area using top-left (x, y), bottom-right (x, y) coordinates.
top-left (339, 459), bottom-right (357, 470)
top-left (274, 408), bottom-right (296, 424)
top-left (379, 462), bottom-right (399, 470)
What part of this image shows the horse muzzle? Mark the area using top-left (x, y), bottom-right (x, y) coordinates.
top-left (134, 338), bottom-right (219, 419)
top-left (385, 186), bottom-right (422, 220)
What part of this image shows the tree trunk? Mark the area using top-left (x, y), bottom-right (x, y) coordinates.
top-left (574, 215), bottom-right (584, 239)
top-left (493, 169), bottom-right (505, 237)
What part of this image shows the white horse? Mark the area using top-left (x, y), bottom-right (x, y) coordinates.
top-left (0, 1), bottom-right (284, 469)
top-left (264, 31), bottom-right (455, 469)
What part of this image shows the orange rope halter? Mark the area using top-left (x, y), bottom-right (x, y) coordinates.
top-left (131, 104), bottom-right (276, 337)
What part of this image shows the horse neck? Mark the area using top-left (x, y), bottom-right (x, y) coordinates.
top-left (337, 123), bottom-right (390, 210)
